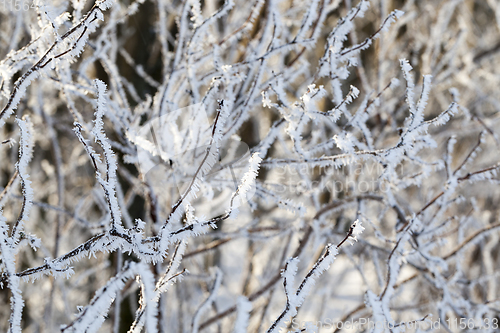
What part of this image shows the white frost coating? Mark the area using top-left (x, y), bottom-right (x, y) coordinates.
top-left (0, 71), bottom-right (40, 128)
top-left (390, 77), bottom-right (400, 88)
top-left (0, 215), bottom-right (24, 333)
top-left (192, 268), bottom-right (223, 333)
top-left (1, 0), bottom-right (496, 330)
top-left (414, 75), bottom-right (433, 128)
top-left (261, 90), bottom-right (272, 108)
top-left (295, 245), bottom-right (338, 306)
top-left (302, 84), bottom-right (327, 114)
top-left (155, 240), bottom-right (187, 297)
top-left (365, 290), bottom-right (388, 333)
top-left (345, 85), bottom-right (360, 104)
top-left (233, 296), bottom-right (252, 333)
top-left (381, 60), bottom-right (453, 174)
top-left (380, 10), bottom-right (404, 33)
top-left (399, 59), bottom-right (416, 115)
top-left (0, 0), bottom-right (114, 128)
top-left (91, 80), bottom-right (122, 229)
top-left (61, 261), bottom-right (139, 333)
top-left (294, 0), bottom-right (320, 42)
top-left (374, 217), bottom-right (422, 333)
top-left (130, 264), bottom-right (158, 333)
top-left (12, 117), bottom-right (35, 247)
top-left (282, 257), bottom-right (299, 305)
top-left (446, 135), bottom-right (457, 176)
top-left (97, 0), bottom-right (114, 10)
top-left (431, 102), bottom-right (458, 126)
top-left (229, 152), bottom-right (262, 218)
top-left (348, 219), bottom-right (365, 245)
top-left (316, 0), bottom-right (370, 80)
top-left (337, 9), bottom-right (403, 63)
top-left (318, 2), bottom-right (402, 83)
top-left (333, 132), bottom-right (356, 153)
top-left (238, 152), bottom-right (262, 199)
top-left (267, 245), bottom-right (338, 333)
top-left (166, 100), bottom-right (230, 227)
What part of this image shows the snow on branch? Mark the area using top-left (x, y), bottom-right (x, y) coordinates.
top-left (0, 0), bottom-right (115, 127)
top-left (0, 215), bottom-right (24, 333)
top-left (10, 117), bottom-right (34, 249)
top-left (61, 261), bottom-right (141, 332)
top-left (266, 223), bottom-right (362, 333)
top-left (90, 80), bottom-right (122, 230)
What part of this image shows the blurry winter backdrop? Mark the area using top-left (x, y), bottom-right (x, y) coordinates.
top-left (1, 0), bottom-right (500, 332)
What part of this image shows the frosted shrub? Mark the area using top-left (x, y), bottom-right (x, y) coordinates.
top-left (1, 0), bottom-right (499, 332)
